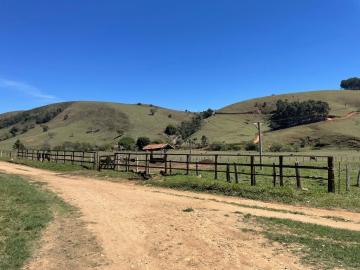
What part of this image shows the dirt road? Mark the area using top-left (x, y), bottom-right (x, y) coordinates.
top-left (0, 161), bottom-right (359, 270)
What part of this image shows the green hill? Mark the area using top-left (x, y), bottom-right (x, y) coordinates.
top-left (0, 102), bottom-right (192, 150)
top-left (2, 90), bottom-right (360, 151)
top-left (193, 90), bottom-right (360, 150)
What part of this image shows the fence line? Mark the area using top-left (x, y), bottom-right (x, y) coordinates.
top-left (16, 149), bottom-right (97, 169)
top-left (11, 149), bottom-right (336, 193)
top-left (97, 151), bottom-right (335, 193)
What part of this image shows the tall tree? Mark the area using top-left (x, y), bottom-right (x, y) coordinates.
top-left (340, 77), bottom-right (360, 90)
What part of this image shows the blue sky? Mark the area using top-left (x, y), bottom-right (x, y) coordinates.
top-left (1, 0), bottom-right (360, 113)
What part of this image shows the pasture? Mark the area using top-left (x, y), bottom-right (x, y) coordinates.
top-left (8, 148), bottom-right (360, 211)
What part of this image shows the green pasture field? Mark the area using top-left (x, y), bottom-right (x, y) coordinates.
top-left (0, 173), bottom-right (73, 269)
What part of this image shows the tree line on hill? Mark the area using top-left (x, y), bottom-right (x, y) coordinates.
top-left (164, 109), bottom-right (214, 138)
top-left (0, 103), bottom-right (71, 142)
top-left (270, 99), bottom-right (330, 130)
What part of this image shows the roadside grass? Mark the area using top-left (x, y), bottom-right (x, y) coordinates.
top-left (240, 213), bottom-right (360, 269)
top-left (0, 157), bottom-right (143, 180)
top-left (147, 173), bottom-right (360, 212)
top-left (3, 157), bottom-right (360, 211)
top-left (3, 157), bottom-right (86, 172)
top-left (0, 173), bottom-right (74, 270)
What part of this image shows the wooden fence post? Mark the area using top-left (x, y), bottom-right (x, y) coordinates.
top-left (226, 163), bottom-right (230, 182)
top-left (273, 163), bottom-right (276, 187)
top-left (279, 156), bottom-right (284, 187)
top-left (195, 162), bottom-right (199, 176)
top-left (145, 153), bottom-right (149, 174)
top-left (81, 152), bottom-right (84, 166)
top-left (135, 156), bottom-right (139, 173)
top-left (295, 162), bottom-right (301, 189)
top-left (127, 153), bottom-right (131, 172)
top-left (357, 168), bottom-right (360, 187)
top-left (214, 154), bottom-right (218, 180)
top-left (234, 163), bottom-right (239, 183)
top-left (327, 156), bottom-right (335, 193)
top-left (164, 154), bottom-right (168, 175)
top-left (346, 164), bottom-right (350, 192)
top-left (93, 152), bottom-right (96, 170)
top-left (250, 156), bottom-right (255, 186)
top-left (169, 160), bottom-right (172, 175)
top-left (338, 162), bottom-right (341, 194)
top-left (186, 154), bottom-right (190, 175)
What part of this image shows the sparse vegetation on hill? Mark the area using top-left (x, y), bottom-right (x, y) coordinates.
top-left (170, 108), bottom-right (214, 140)
top-left (2, 91), bottom-right (360, 151)
top-left (0, 102), bottom-right (191, 150)
top-left (0, 103), bottom-right (71, 129)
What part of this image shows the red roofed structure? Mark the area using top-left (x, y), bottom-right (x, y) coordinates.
top-left (142, 143), bottom-right (174, 151)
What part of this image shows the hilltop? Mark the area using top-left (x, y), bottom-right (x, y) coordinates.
top-left (194, 90), bottom-right (360, 150)
top-left (0, 102), bottom-right (192, 150)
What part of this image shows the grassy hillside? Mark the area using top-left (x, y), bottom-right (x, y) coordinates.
top-left (0, 102), bottom-right (192, 150)
top-left (193, 90), bottom-right (360, 150)
top-left (2, 90), bottom-right (360, 151)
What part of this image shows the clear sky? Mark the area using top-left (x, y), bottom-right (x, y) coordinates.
top-left (1, 0), bottom-right (360, 113)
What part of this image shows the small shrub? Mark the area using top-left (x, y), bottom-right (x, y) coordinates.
top-left (245, 142), bottom-right (258, 151)
top-left (13, 139), bottom-right (25, 150)
top-left (118, 136), bottom-right (135, 150)
top-left (149, 108), bottom-right (157, 116)
top-left (42, 125), bottom-right (49, 132)
top-left (164, 125), bottom-right (177, 135)
top-left (10, 126), bottom-right (19, 136)
top-left (269, 142), bottom-right (283, 152)
top-left (201, 135), bottom-right (209, 147)
top-left (136, 137), bottom-right (151, 150)
top-left (208, 142), bottom-right (228, 151)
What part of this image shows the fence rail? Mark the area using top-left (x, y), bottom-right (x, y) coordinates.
top-left (98, 152), bottom-right (335, 193)
top-left (12, 149), bottom-right (336, 193)
top-left (16, 149), bottom-right (97, 169)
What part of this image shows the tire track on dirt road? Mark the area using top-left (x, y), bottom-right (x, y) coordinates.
top-left (0, 161), bottom-right (359, 270)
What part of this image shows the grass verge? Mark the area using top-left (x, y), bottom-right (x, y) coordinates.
top-left (1, 158), bottom-right (142, 180)
top-left (0, 173), bottom-right (73, 269)
top-left (5, 158), bottom-right (87, 172)
top-left (240, 213), bottom-right (360, 269)
top-left (147, 174), bottom-right (360, 212)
